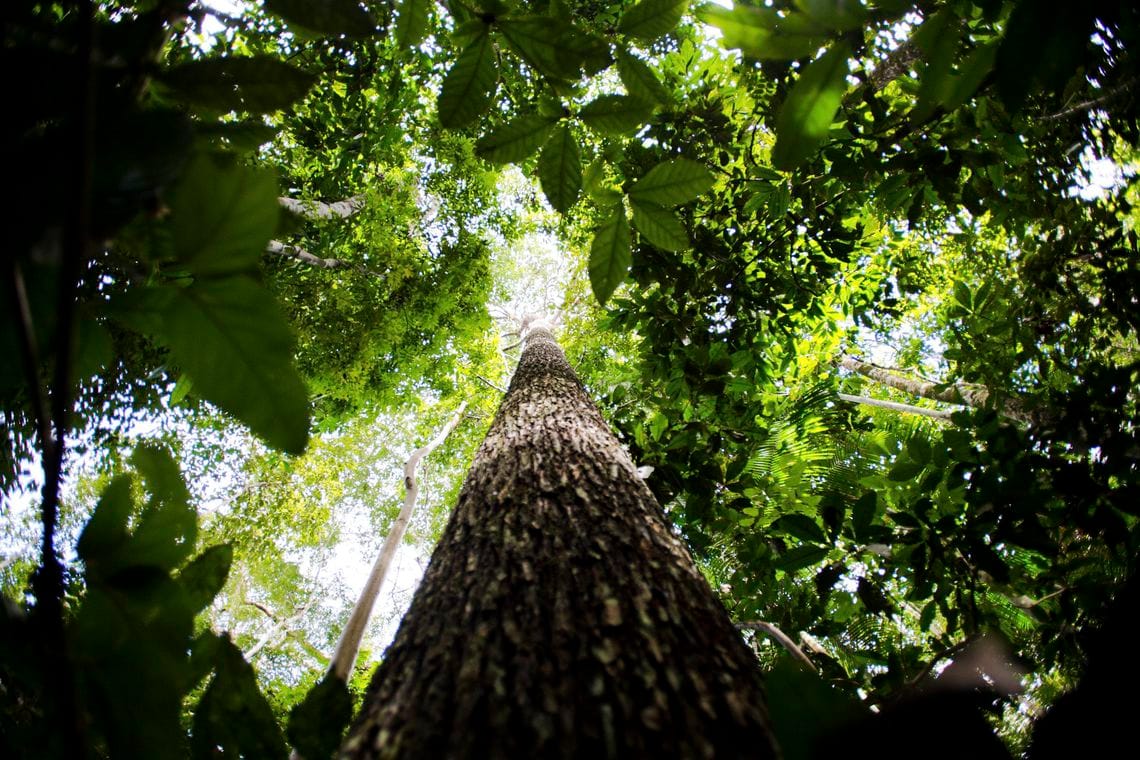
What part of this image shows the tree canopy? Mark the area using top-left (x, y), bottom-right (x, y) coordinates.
top-left (2, 0), bottom-right (1138, 757)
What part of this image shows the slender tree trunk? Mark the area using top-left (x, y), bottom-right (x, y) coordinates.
top-left (838, 355), bottom-right (1034, 424)
top-left (341, 327), bottom-right (776, 759)
top-left (327, 401), bottom-right (469, 682)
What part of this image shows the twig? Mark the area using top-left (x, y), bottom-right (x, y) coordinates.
top-left (474, 374), bottom-right (507, 394)
top-left (737, 620), bottom-right (817, 672)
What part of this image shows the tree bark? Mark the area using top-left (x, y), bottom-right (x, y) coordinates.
top-left (341, 327), bottom-right (777, 759)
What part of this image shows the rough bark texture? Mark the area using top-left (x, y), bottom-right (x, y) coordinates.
top-left (341, 328), bottom-right (777, 759)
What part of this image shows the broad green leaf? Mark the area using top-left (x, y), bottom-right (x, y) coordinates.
top-left (887, 459), bottom-right (924, 482)
top-left (160, 56), bottom-right (317, 114)
top-left (628, 158), bottom-right (714, 206)
top-left (196, 120), bottom-right (278, 153)
top-left (589, 208), bottom-right (632, 305)
top-left (579, 94), bottom-right (655, 136)
top-left (619, 0), bottom-right (688, 43)
top-left (170, 154), bottom-right (279, 276)
top-left (287, 675), bottom-right (354, 760)
top-left (616, 49), bottom-right (671, 106)
top-left (538, 126), bottom-right (582, 213)
top-left (192, 636), bottom-right (288, 759)
top-left (438, 30), bottom-right (498, 128)
top-left (771, 41), bottom-right (852, 170)
top-left (498, 17), bottom-right (587, 80)
top-left (631, 200), bottom-right (688, 251)
top-left (943, 40), bottom-right (998, 112)
top-left (179, 545), bottom-right (234, 614)
top-left (774, 513), bottom-right (829, 545)
top-left (396, 0), bottom-right (431, 49)
top-left (774, 545), bottom-right (830, 572)
top-left (169, 373), bottom-right (193, 406)
top-left (475, 114), bottom-right (559, 164)
top-left (851, 491), bottom-right (877, 543)
top-left (264, 0), bottom-right (375, 37)
top-left (77, 475), bottom-right (134, 565)
top-left (157, 277), bottom-right (310, 454)
top-left (794, 0), bottom-right (866, 32)
top-left (697, 5), bottom-right (826, 60)
top-left (906, 436), bottom-right (932, 466)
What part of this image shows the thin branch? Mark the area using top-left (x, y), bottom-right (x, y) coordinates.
top-left (737, 620), bottom-right (817, 672)
top-left (838, 392), bottom-right (956, 420)
top-left (474, 374), bottom-right (506, 394)
top-left (266, 240), bottom-right (384, 277)
top-left (1043, 77), bottom-right (1138, 121)
top-left (6, 262), bottom-right (54, 465)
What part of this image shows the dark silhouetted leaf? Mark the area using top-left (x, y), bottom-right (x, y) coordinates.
top-left (288, 675), bottom-right (354, 760)
top-left (160, 56), bottom-right (317, 114)
top-left (77, 475), bottom-right (134, 565)
top-left (179, 545), bottom-right (234, 614)
top-left (697, 5), bottom-right (826, 60)
top-left (264, 0), bottom-right (376, 37)
top-left (396, 0), bottom-right (431, 49)
top-left (192, 636), bottom-right (288, 759)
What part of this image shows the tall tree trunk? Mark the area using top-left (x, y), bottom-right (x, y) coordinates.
top-left (341, 327), bottom-right (776, 759)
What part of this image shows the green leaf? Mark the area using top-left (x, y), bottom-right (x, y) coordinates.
top-left (497, 18), bottom-right (588, 80)
top-left (696, 5), bottom-right (826, 60)
top-left (589, 208), bottom-right (632, 305)
top-left (774, 545), bottom-right (830, 572)
top-left (631, 200), bottom-right (688, 251)
top-left (793, 0), bottom-right (866, 32)
top-left (192, 636), bottom-right (288, 759)
top-left (160, 56), bottom-right (317, 114)
top-left (287, 675), bottom-right (354, 760)
top-left (851, 491), bottom-right (877, 543)
top-left (170, 154), bottom-right (279, 277)
top-left (264, 0), bottom-right (376, 37)
top-left (774, 513), bottom-right (830, 545)
top-left (629, 158), bottom-right (714, 206)
top-left (887, 459), bottom-right (924, 482)
top-left (766, 657), bottom-right (865, 760)
top-left (942, 40), bottom-right (998, 112)
top-left (538, 126), bottom-right (582, 213)
top-left (396, 0), bottom-right (432, 48)
top-left (170, 373), bottom-right (193, 406)
top-left (196, 121), bottom-right (279, 153)
top-left (179, 545), bottom-right (234, 614)
top-left (618, 0), bottom-right (688, 43)
top-left (583, 159), bottom-right (623, 205)
top-left (616, 49), bottom-right (671, 106)
top-left (126, 444), bottom-right (197, 571)
top-left (438, 30), bottom-right (498, 129)
top-left (157, 277), bottom-right (310, 454)
top-left (77, 475), bottom-right (134, 565)
top-left (907, 436), bottom-right (932, 466)
top-left (475, 114), bottom-right (559, 164)
top-left (771, 41), bottom-right (851, 170)
top-left (579, 94), bottom-right (655, 136)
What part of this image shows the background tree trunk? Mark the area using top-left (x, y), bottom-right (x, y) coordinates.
top-left (341, 327), bottom-right (777, 759)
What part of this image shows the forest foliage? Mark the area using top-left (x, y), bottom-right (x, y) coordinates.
top-left (2, 0), bottom-right (1139, 757)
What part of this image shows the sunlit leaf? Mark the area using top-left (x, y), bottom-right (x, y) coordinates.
top-left (616, 49), bottom-right (671, 105)
top-left (628, 158), bottom-right (714, 206)
top-left (631, 200), bottom-right (688, 251)
top-left (619, 0), bottom-right (688, 43)
top-left (771, 41), bottom-right (851, 170)
top-left (170, 154), bottom-right (279, 277)
top-left (538, 125), bottom-right (582, 213)
top-left (696, 5), bottom-right (826, 60)
top-left (589, 207), bottom-right (632, 305)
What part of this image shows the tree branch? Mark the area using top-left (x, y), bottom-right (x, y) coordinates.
top-left (737, 620), bottom-right (817, 672)
top-left (266, 240), bottom-right (384, 277)
top-left (278, 195), bottom-right (366, 220)
top-left (837, 392), bottom-right (956, 420)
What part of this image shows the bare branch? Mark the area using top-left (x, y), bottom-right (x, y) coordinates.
top-left (266, 240), bottom-right (385, 277)
top-left (837, 392), bottom-right (956, 420)
top-left (737, 620), bottom-right (817, 672)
